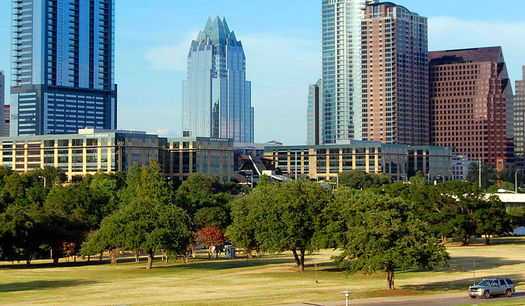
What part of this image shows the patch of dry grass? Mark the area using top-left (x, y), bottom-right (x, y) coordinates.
top-left (0, 237), bottom-right (524, 305)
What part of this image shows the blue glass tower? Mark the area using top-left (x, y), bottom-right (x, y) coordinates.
top-left (182, 17), bottom-right (254, 143)
top-left (11, 0), bottom-right (117, 136)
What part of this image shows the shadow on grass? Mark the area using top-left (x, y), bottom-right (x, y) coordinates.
top-left (0, 280), bottom-right (98, 293)
top-left (402, 274), bottom-right (524, 291)
top-left (0, 256), bottom-right (138, 270)
top-left (157, 255), bottom-right (296, 271)
top-left (446, 256), bottom-right (525, 272)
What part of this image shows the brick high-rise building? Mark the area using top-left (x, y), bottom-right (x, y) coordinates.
top-left (515, 66), bottom-right (525, 167)
top-left (362, 2), bottom-right (429, 145)
top-left (429, 47), bottom-right (514, 169)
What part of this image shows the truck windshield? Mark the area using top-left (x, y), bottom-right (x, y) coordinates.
top-left (478, 280), bottom-right (492, 286)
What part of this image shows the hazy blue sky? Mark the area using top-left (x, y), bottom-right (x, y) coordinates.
top-left (0, 1), bottom-right (524, 144)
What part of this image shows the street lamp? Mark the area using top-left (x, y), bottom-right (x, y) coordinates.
top-left (515, 169), bottom-right (525, 193)
top-left (340, 291), bottom-right (354, 306)
top-left (38, 176), bottom-right (47, 188)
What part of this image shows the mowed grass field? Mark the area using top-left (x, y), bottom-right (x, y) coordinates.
top-left (1, 237), bottom-right (524, 305)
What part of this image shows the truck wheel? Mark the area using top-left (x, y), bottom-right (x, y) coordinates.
top-left (484, 291), bottom-right (491, 299)
top-left (506, 289), bottom-right (513, 297)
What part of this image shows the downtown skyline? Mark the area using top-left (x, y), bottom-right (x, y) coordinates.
top-left (0, 0), bottom-right (524, 144)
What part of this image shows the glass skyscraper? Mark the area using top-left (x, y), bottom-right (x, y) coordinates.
top-left (11, 0), bottom-right (117, 136)
top-left (321, 0), bottom-right (376, 144)
top-left (182, 17), bottom-right (254, 143)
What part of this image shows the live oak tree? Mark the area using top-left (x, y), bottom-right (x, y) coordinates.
top-left (230, 179), bottom-right (330, 271)
top-left (228, 195), bottom-right (260, 259)
top-left (82, 161), bottom-right (192, 269)
top-left (327, 188), bottom-right (448, 290)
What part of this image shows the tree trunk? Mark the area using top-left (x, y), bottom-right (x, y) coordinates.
top-left (299, 247), bottom-right (305, 272)
top-left (291, 248), bottom-right (301, 268)
top-left (26, 259), bottom-right (31, 265)
top-left (441, 236), bottom-right (447, 244)
top-left (87, 255), bottom-right (91, 262)
top-left (386, 265), bottom-right (395, 290)
top-left (208, 246), bottom-right (212, 259)
top-left (99, 252), bottom-right (103, 261)
top-left (146, 250), bottom-right (154, 270)
top-left (247, 250), bottom-right (253, 259)
top-left (52, 247), bottom-right (60, 265)
top-left (110, 249), bottom-right (118, 265)
top-left (135, 250), bottom-right (140, 263)
top-left (462, 235), bottom-right (470, 246)
top-left (485, 234), bottom-right (491, 245)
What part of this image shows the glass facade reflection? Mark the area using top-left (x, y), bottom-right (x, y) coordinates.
top-left (11, 0), bottom-right (117, 136)
top-left (321, 0), bottom-right (375, 144)
top-left (182, 17), bottom-right (254, 143)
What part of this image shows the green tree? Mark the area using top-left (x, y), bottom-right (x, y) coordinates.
top-left (228, 194), bottom-right (260, 259)
top-left (327, 189), bottom-right (448, 290)
top-left (466, 163), bottom-right (497, 189)
top-left (508, 206), bottom-right (525, 228)
top-left (194, 206), bottom-right (230, 231)
top-left (230, 179), bottom-right (330, 270)
top-left (0, 205), bottom-right (40, 264)
top-left (82, 161), bottom-right (192, 269)
top-left (338, 170), bottom-right (391, 190)
top-left (475, 196), bottom-right (511, 244)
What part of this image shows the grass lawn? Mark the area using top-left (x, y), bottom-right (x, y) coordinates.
top-left (1, 237), bottom-right (524, 305)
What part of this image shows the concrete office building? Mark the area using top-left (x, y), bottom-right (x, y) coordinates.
top-left (264, 141), bottom-right (452, 182)
top-left (362, 2), bottom-right (429, 145)
top-left (429, 47), bottom-right (514, 170)
top-left (0, 129), bottom-right (234, 181)
top-left (0, 71), bottom-right (4, 137)
top-left (11, 0), bottom-right (117, 136)
top-left (307, 80), bottom-right (321, 145)
top-left (182, 17), bottom-right (254, 143)
top-left (515, 66), bottom-right (525, 167)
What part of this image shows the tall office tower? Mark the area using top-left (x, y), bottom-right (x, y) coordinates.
top-left (307, 80), bottom-right (321, 145)
top-left (11, 0), bottom-right (117, 136)
top-left (362, 2), bottom-right (429, 145)
top-left (429, 47), bottom-right (514, 169)
top-left (0, 71), bottom-right (4, 137)
top-left (3, 106), bottom-right (10, 137)
top-left (321, 0), bottom-right (377, 144)
top-left (182, 17), bottom-right (254, 143)
top-left (514, 66), bottom-right (525, 167)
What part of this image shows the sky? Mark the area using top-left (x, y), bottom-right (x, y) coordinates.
top-left (0, 0), bottom-right (524, 144)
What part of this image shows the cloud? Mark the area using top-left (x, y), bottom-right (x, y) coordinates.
top-left (144, 31), bottom-right (198, 71)
top-left (428, 16), bottom-right (525, 81)
top-left (154, 128), bottom-right (170, 136)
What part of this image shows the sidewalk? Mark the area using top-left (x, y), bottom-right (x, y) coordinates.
top-left (287, 292), bottom-right (468, 306)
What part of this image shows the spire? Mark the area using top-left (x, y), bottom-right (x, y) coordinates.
top-left (193, 16), bottom-right (240, 46)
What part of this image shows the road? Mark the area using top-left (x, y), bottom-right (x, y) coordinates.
top-left (290, 292), bottom-right (525, 306)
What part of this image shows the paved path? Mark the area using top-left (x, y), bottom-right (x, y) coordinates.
top-left (289, 291), bottom-right (525, 306)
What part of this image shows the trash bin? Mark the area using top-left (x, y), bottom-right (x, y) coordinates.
top-left (224, 245), bottom-right (235, 259)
